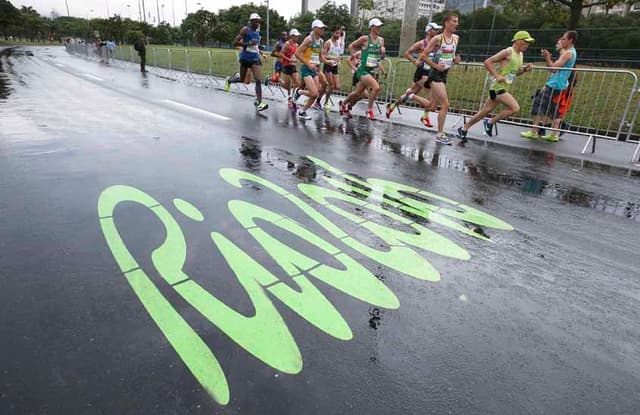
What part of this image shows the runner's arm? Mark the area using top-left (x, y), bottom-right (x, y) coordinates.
top-left (348, 36), bottom-right (367, 56)
top-left (271, 42), bottom-right (283, 59)
top-left (233, 27), bottom-right (249, 47)
top-left (422, 36), bottom-right (442, 70)
top-left (404, 41), bottom-right (423, 64)
top-left (483, 48), bottom-right (511, 80)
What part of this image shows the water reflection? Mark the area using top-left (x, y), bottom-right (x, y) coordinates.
top-left (0, 48), bottom-right (14, 100)
top-left (355, 136), bottom-right (640, 222)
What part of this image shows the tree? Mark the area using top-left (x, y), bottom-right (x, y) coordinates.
top-left (289, 11), bottom-right (315, 35)
top-left (0, 0), bottom-right (20, 39)
top-left (359, 0), bottom-right (374, 30)
top-left (181, 9), bottom-right (216, 47)
top-left (316, 1), bottom-right (353, 31)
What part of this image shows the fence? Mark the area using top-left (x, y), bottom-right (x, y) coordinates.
top-left (66, 44), bottom-right (640, 163)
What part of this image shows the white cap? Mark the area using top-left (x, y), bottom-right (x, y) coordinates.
top-left (368, 18), bottom-right (384, 27)
top-left (311, 19), bottom-right (327, 29)
top-left (249, 13), bottom-right (261, 20)
top-left (425, 22), bottom-right (441, 32)
top-left (289, 28), bottom-right (301, 36)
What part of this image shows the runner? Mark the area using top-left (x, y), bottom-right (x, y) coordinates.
top-left (319, 26), bottom-right (346, 113)
top-left (339, 18), bottom-right (386, 121)
top-left (520, 31), bottom-right (578, 142)
top-left (386, 22), bottom-right (442, 127)
top-left (456, 31), bottom-right (534, 144)
top-left (280, 29), bottom-right (301, 111)
top-left (407, 13), bottom-right (461, 144)
top-left (269, 31), bottom-right (289, 85)
top-left (224, 12), bottom-right (268, 111)
top-left (294, 19), bottom-right (329, 120)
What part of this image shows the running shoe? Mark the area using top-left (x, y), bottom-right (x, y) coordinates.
top-left (435, 133), bottom-right (452, 145)
top-left (287, 97), bottom-right (293, 110)
top-left (483, 118), bottom-right (493, 137)
top-left (520, 130), bottom-right (539, 140)
top-left (298, 110), bottom-right (312, 120)
top-left (386, 102), bottom-right (395, 119)
top-left (366, 109), bottom-right (375, 120)
top-left (256, 101), bottom-right (268, 111)
top-left (253, 100), bottom-right (259, 107)
top-left (313, 101), bottom-right (323, 111)
top-left (541, 134), bottom-right (559, 142)
top-left (456, 127), bottom-right (467, 139)
top-left (293, 88), bottom-right (302, 102)
top-left (224, 77), bottom-right (231, 92)
top-left (420, 112), bottom-right (433, 128)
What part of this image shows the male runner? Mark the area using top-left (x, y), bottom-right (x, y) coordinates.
top-left (319, 26), bottom-right (345, 112)
top-left (456, 31), bottom-right (534, 144)
top-left (386, 22), bottom-right (442, 127)
top-left (294, 19), bottom-right (329, 120)
top-left (279, 29), bottom-right (301, 110)
top-left (224, 13), bottom-right (268, 111)
top-left (269, 31), bottom-right (289, 85)
top-left (339, 18), bottom-right (385, 121)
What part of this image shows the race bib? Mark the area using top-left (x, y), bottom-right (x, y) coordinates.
top-left (440, 53), bottom-right (453, 69)
top-left (505, 73), bottom-right (516, 84)
top-left (366, 55), bottom-right (379, 68)
top-left (310, 53), bottom-right (320, 65)
top-left (246, 45), bottom-right (259, 54)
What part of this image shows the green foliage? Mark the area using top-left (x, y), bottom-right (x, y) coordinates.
top-left (289, 12), bottom-right (315, 34)
top-left (315, 2), bottom-right (353, 31)
top-left (181, 9), bottom-right (217, 47)
top-left (126, 30), bottom-right (144, 44)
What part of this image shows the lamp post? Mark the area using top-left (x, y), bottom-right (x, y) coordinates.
top-left (262, 0), bottom-right (270, 47)
top-left (172, 0), bottom-right (176, 26)
top-left (161, 4), bottom-right (165, 23)
top-left (156, 0), bottom-right (161, 25)
top-left (65, 0), bottom-right (70, 16)
top-left (126, 4), bottom-right (131, 19)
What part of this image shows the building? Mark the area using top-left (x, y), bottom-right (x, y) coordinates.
top-left (583, 1), bottom-right (640, 16)
top-left (369, 0), bottom-right (446, 20)
top-left (444, 0), bottom-right (493, 14)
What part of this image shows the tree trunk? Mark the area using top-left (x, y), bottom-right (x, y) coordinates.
top-left (568, 1), bottom-right (582, 30)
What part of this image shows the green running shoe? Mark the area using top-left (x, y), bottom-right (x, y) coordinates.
top-left (520, 130), bottom-right (539, 140)
top-left (541, 134), bottom-right (559, 142)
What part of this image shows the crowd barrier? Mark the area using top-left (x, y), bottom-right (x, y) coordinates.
top-left (65, 44), bottom-right (639, 163)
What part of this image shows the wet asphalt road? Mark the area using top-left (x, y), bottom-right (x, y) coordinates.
top-left (1, 46), bottom-right (640, 415)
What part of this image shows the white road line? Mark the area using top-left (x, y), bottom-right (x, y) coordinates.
top-left (162, 100), bottom-right (231, 121)
top-left (84, 74), bottom-right (104, 81)
top-left (54, 63), bottom-right (65, 67)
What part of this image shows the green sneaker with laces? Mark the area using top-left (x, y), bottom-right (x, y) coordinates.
top-left (520, 130), bottom-right (539, 140)
top-left (541, 134), bottom-right (559, 142)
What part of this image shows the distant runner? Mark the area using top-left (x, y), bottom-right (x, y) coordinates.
top-left (224, 12), bottom-right (268, 111)
top-left (294, 20), bottom-right (329, 120)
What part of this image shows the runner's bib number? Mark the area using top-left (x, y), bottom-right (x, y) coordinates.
top-left (440, 53), bottom-right (453, 69)
top-left (505, 73), bottom-right (516, 84)
top-left (366, 55), bottom-right (379, 68)
top-left (246, 45), bottom-right (259, 54)
top-left (310, 53), bottom-right (320, 65)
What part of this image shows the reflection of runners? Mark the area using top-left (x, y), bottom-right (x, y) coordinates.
top-left (298, 110), bottom-right (312, 120)
top-left (313, 101), bottom-right (322, 111)
top-left (293, 88), bottom-right (301, 102)
top-left (366, 109), bottom-right (375, 120)
top-left (339, 101), bottom-right (351, 118)
top-left (520, 130), bottom-right (539, 140)
top-left (323, 102), bottom-right (331, 113)
top-left (256, 101), bottom-right (268, 111)
top-left (541, 134), bottom-right (559, 142)
top-left (435, 133), bottom-right (452, 145)
top-left (386, 103), bottom-right (395, 119)
top-left (483, 118), bottom-right (493, 137)
top-left (224, 77), bottom-right (231, 91)
top-left (420, 112), bottom-right (433, 128)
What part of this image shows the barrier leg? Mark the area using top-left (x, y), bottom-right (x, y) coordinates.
top-left (632, 141), bottom-right (640, 164)
top-left (581, 135), bottom-right (595, 154)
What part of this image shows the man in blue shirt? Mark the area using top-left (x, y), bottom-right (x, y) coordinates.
top-left (521, 31), bottom-right (577, 142)
top-left (225, 13), bottom-right (268, 111)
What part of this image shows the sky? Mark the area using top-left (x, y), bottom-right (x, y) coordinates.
top-left (15, 0), bottom-right (351, 23)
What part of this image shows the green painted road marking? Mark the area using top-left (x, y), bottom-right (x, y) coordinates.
top-left (99, 159), bottom-right (514, 406)
top-left (98, 186), bottom-right (230, 405)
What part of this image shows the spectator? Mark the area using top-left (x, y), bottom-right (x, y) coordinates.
top-left (520, 30), bottom-right (578, 142)
top-left (134, 34), bottom-right (147, 72)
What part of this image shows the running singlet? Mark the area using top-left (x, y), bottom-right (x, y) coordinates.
top-left (326, 38), bottom-right (343, 65)
top-left (303, 35), bottom-right (324, 66)
top-left (282, 41), bottom-right (297, 66)
top-left (433, 34), bottom-right (456, 70)
top-left (239, 27), bottom-right (261, 61)
top-left (360, 35), bottom-right (381, 71)
top-left (490, 47), bottom-right (523, 92)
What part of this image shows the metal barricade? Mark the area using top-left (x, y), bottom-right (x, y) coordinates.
top-left (388, 60), bottom-right (638, 151)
